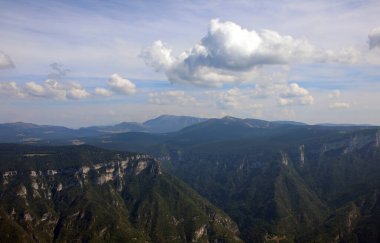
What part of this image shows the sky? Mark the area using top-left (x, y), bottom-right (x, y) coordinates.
top-left (0, 0), bottom-right (380, 127)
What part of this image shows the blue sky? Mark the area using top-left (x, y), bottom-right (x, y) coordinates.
top-left (0, 0), bottom-right (380, 127)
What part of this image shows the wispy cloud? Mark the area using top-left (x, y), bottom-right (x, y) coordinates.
top-left (329, 102), bottom-right (351, 109)
top-left (48, 63), bottom-right (70, 80)
top-left (148, 90), bottom-right (197, 106)
top-left (328, 90), bottom-right (341, 99)
top-left (368, 27), bottom-right (380, 49)
top-left (0, 51), bottom-right (15, 69)
top-left (216, 88), bottom-right (263, 111)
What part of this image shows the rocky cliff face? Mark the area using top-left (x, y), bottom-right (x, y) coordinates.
top-left (125, 126), bottom-right (380, 242)
top-left (0, 145), bottom-right (242, 243)
top-left (0, 153), bottom-right (158, 242)
top-left (2, 153), bottom-right (158, 188)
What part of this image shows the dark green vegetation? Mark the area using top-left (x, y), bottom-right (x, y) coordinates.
top-left (80, 117), bottom-right (380, 242)
top-left (1, 116), bottom-right (380, 242)
top-left (0, 144), bottom-right (241, 242)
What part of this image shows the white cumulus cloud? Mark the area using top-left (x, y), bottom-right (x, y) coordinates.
top-left (24, 80), bottom-right (66, 99)
top-left (148, 90), bottom-right (197, 106)
top-left (368, 27), bottom-right (380, 49)
top-left (0, 81), bottom-right (25, 98)
top-left (2, 79), bottom-right (117, 100)
top-left (0, 51), bottom-right (15, 69)
top-left (23, 80), bottom-right (90, 100)
top-left (107, 73), bottom-right (136, 95)
top-left (25, 82), bottom-right (45, 96)
top-left (278, 83), bottom-right (314, 106)
top-left (140, 40), bottom-right (174, 72)
top-left (142, 19), bottom-right (357, 87)
top-left (66, 82), bottom-right (90, 99)
top-left (95, 88), bottom-right (113, 97)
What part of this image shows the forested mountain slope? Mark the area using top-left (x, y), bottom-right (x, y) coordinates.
top-left (85, 117), bottom-right (380, 242)
top-left (0, 144), bottom-right (241, 242)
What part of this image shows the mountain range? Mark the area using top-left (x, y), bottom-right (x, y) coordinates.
top-left (0, 115), bottom-right (379, 242)
top-left (80, 116), bottom-right (380, 242)
top-left (0, 115), bottom-right (208, 144)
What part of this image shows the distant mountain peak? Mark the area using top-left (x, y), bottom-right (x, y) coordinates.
top-left (144, 114), bottom-right (205, 122)
top-left (222, 115), bottom-right (239, 120)
top-left (143, 114), bottom-right (208, 133)
top-left (4, 122), bottom-right (41, 128)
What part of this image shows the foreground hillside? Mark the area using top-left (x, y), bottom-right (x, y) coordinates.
top-left (84, 117), bottom-right (380, 242)
top-left (0, 144), bottom-right (241, 242)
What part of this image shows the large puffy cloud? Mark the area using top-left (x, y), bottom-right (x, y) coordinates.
top-left (368, 27), bottom-right (380, 49)
top-left (107, 73), bottom-right (136, 95)
top-left (148, 90), bottom-right (197, 106)
top-left (142, 19), bottom-right (357, 87)
top-left (140, 41), bottom-right (174, 72)
top-left (200, 19), bottom-right (315, 69)
top-left (141, 40), bottom-right (239, 87)
top-left (0, 51), bottom-right (15, 69)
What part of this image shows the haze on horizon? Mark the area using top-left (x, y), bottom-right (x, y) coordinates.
top-left (1, 0), bottom-right (380, 127)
